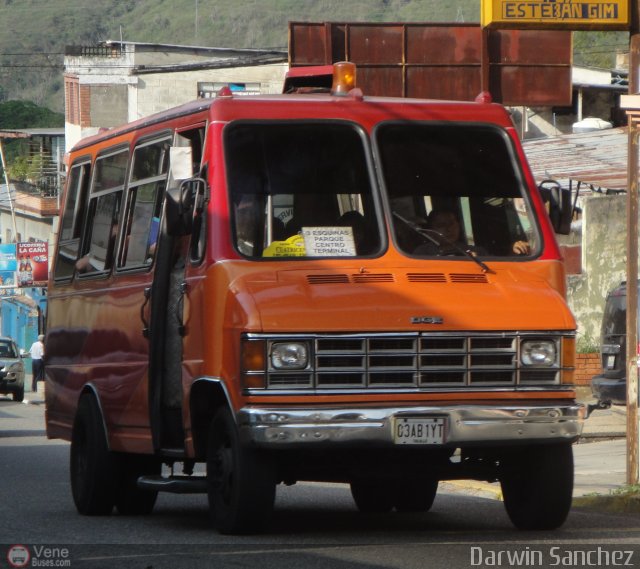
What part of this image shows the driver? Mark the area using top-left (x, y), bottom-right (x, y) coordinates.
top-left (414, 209), bottom-right (486, 256)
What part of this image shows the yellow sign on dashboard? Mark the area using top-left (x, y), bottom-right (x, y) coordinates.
top-left (482, 0), bottom-right (629, 29)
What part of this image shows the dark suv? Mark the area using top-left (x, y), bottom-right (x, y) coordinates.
top-left (591, 281), bottom-right (632, 405)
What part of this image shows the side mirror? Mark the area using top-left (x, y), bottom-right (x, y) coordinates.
top-left (165, 178), bottom-right (205, 236)
top-left (19, 349), bottom-right (27, 358)
top-left (538, 179), bottom-right (572, 235)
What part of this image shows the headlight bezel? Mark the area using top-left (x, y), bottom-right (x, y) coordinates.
top-left (270, 342), bottom-right (310, 370)
top-left (520, 339), bottom-right (558, 367)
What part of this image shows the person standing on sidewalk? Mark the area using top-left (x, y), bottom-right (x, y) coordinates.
top-left (29, 334), bottom-right (45, 392)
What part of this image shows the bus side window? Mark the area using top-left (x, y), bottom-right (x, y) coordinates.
top-left (77, 148), bottom-right (128, 275)
top-left (171, 127), bottom-right (207, 265)
top-left (118, 138), bottom-right (170, 270)
top-left (53, 159), bottom-right (90, 282)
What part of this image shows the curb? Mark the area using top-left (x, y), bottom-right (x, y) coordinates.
top-left (572, 494), bottom-right (640, 514)
top-left (578, 432), bottom-right (626, 442)
top-left (443, 480), bottom-right (503, 501)
top-left (444, 480), bottom-right (640, 515)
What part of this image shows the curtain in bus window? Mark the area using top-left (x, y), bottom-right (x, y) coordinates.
top-left (376, 123), bottom-right (540, 259)
top-left (225, 123), bottom-right (381, 259)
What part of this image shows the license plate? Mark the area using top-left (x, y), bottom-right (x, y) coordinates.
top-left (394, 417), bottom-right (446, 445)
top-left (606, 355), bottom-right (616, 370)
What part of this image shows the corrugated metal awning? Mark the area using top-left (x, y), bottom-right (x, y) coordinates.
top-left (523, 126), bottom-right (627, 193)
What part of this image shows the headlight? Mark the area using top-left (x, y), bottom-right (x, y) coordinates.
top-left (271, 342), bottom-right (309, 370)
top-left (521, 340), bottom-right (556, 366)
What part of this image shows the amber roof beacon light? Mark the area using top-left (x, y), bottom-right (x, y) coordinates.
top-left (332, 61), bottom-right (357, 96)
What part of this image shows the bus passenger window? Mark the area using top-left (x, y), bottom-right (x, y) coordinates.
top-left (78, 193), bottom-right (121, 273)
top-left (119, 138), bottom-right (169, 270)
top-left (54, 160), bottom-right (90, 281)
top-left (78, 149), bottom-right (128, 275)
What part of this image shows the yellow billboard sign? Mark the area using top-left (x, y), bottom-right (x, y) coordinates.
top-left (482, 0), bottom-right (629, 29)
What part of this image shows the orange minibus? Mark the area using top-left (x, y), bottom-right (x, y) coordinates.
top-left (46, 63), bottom-right (583, 534)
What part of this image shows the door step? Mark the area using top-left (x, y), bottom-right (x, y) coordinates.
top-left (137, 474), bottom-right (207, 494)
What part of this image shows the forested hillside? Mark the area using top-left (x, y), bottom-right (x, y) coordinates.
top-left (0, 0), bottom-right (629, 114)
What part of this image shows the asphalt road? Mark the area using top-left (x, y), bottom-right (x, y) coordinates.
top-left (2, 396), bottom-right (640, 569)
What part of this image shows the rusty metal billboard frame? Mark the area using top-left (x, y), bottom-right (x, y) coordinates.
top-left (288, 22), bottom-right (572, 106)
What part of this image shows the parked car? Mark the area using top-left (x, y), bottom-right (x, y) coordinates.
top-left (591, 281), bottom-right (633, 405)
top-left (0, 336), bottom-right (26, 402)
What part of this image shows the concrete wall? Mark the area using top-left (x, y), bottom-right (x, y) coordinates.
top-left (134, 63), bottom-right (288, 119)
top-left (90, 84), bottom-right (128, 127)
top-left (0, 210), bottom-right (55, 246)
top-left (567, 194), bottom-right (627, 346)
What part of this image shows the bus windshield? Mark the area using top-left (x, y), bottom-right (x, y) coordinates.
top-left (225, 122), bottom-right (382, 259)
top-left (377, 123), bottom-right (540, 259)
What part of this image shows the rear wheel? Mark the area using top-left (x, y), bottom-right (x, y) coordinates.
top-left (70, 394), bottom-right (119, 515)
top-left (206, 408), bottom-right (276, 534)
top-left (394, 478), bottom-right (438, 513)
top-left (351, 477), bottom-right (439, 513)
top-left (115, 454), bottom-right (161, 515)
top-left (350, 480), bottom-right (394, 513)
top-left (500, 443), bottom-right (574, 530)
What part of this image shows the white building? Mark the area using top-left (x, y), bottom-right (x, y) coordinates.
top-left (63, 41), bottom-right (289, 150)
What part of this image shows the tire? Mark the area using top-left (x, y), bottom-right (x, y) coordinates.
top-left (350, 480), bottom-right (394, 513)
top-left (500, 443), bottom-right (574, 530)
top-left (394, 478), bottom-right (438, 513)
top-left (12, 388), bottom-right (24, 403)
top-left (206, 408), bottom-right (276, 534)
top-left (70, 394), bottom-right (119, 515)
top-left (115, 454), bottom-right (161, 515)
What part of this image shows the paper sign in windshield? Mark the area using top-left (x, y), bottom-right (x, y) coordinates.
top-left (302, 227), bottom-right (356, 257)
top-left (262, 234), bottom-right (306, 257)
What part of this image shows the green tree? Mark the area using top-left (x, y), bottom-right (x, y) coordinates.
top-left (0, 100), bottom-right (63, 129)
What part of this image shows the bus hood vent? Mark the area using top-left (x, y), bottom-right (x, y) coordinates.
top-left (305, 272), bottom-right (486, 285)
top-left (351, 273), bottom-right (394, 283)
top-left (407, 273), bottom-right (447, 283)
top-left (306, 273), bottom-right (395, 284)
top-left (307, 274), bottom-right (350, 284)
top-left (449, 273), bottom-right (489, 283)
top-left (407, 272), bottom-right (488, 284)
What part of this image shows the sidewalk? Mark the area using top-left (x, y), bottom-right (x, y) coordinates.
top-left (22, 376), bottom-right (45, 406)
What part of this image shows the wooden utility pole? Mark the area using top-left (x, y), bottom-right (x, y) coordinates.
top-left (624, 0), bottom-right (640, 485)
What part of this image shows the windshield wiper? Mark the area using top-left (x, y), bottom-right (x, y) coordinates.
top-left (392, 212), bottom-right (495, 274)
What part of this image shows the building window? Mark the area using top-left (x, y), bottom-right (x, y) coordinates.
top-left (197, 82), bottom-right (261, 98)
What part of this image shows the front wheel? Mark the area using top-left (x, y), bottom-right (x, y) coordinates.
top-left (12, 387), bottom-right (24, 403)
top-left (500, 443), bottom-right (574, 530)
top-left (206, 408), bottom-right (276, 534)
top-left (115, 454), bottom-right (161, 515)
top-left (70, 394), bottom-right (119, 515)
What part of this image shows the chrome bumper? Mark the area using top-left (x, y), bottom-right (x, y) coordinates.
top-left (238, 403), bottom-right (586, 448)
